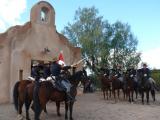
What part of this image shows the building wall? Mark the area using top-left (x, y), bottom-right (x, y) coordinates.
top-left (0, 1), bottom-right (81, 103)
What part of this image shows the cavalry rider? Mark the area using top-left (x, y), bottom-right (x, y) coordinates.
top-left (126, 65), bottom-right (138, 82)
top-left (43, 61), bottom-right (51, 79)
top-left (31, 61), bottom-right (44, 80)
top-left (141, 63), bottom-right (155, 84)
top-left (50, 53), bottom-right (77, 102)
top-left (100, 66), bottom-right (110, 77)
top-left (127, 66), bottom-right (137, 77)
top-left (115, 64), bottom-right (123, 82)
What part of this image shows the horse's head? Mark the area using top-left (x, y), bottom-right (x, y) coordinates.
top-left (69, 69), bottom-right (89, 87)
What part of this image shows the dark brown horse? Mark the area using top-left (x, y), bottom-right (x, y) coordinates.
top-left (25, 70), bottom-right (88, 120)
top-left (124, 73), bottom-right (135, 103)
top-left (111, 75), bottom-right (125, 102)
top-left (13, 80), bottom-right (32, 119)
top-left (98, 73), bottom-right (112, 100)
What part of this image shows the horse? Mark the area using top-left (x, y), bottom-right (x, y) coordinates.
top-left (137, 69), bottom-right (156, 104)
top-left (123, 72), bottom-right (135, 103)
top-left (111, 75), bottom-right (125, 102)
top-left (98, 73), bottom-right (112, 100)
top-left (25, 69), bottom-right (88, 120)
top-left (13, 79), bottom-right (49, 120)
top-left (13, 80), bottom-right (33, 119)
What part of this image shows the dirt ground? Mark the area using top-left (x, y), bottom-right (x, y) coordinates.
top-left (1, 91), bottom-right (160, 120)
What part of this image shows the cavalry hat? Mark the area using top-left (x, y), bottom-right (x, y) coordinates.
top-left (143, 63), bottom-right (147, 67)
top-left (32, 61), bottom-right (39, 67)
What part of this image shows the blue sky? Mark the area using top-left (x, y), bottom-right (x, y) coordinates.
top-left (0, 0), bottom-right (160, 68)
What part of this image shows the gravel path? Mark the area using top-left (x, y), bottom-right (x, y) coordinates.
top-left (0, 92), bottom-right (160, 120)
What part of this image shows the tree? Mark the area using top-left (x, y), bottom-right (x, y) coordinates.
top-left (62, 7), bottom-right (141, 70)
top-left (108, 21), bottom-right (140, 69)
top-left (62, 7), bottom-right (107, 66)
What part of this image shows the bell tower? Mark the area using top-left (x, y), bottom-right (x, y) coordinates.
top-left (30, 1), bottom-right (55, 27)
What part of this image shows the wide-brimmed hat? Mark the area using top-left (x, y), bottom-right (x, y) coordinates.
top-left (32, 61), bottom-right (39, 67)
top-left (143, 63), bottom-right (147, 67)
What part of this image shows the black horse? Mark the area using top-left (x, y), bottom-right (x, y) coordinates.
top-left (137, 69), bottom-right (155, 104)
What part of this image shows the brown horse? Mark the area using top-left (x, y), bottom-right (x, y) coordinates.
top-left (98, 73), bottom-right (112, 100)
top-left (124, 73), bottom-right (135, 103)
top-left (13, 80), bottom-right (33, 119)
top-left (111, 75), bottom-right (125, 102)
top-left (25, 70), bottom-right (88, 120)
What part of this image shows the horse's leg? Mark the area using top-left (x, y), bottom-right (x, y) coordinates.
top-left (25, 94), bottom-right (32, 120)
top-left (109, 88), bottom-right (112, 98)
top-left (118, 89), bottom-right (120, 100)
top-left (25, 100), bottom-right (32, 120)
top-left (151, 90), bottom-right (155, 101)
top-left (146, 90), bottom-right (150, 104)
top-left (135, 88), bottom-right (138, 99)
top-left (69, 102), bottom-right (74, 120)
top-left (128, 90), bottom-right (131, 103)
top-left (56, 102), bottom-right (61, 116)
top-left (65, 101), bottom-right (69, 120)
top-left (131, 89), bottom-right (134, 102)
top-left (43, 105), bottom-right (48, 114)
top-left (106, 89), bottom-right (108, 100)
top-left (17, 99), bottom-right (24, 119)
top-left (122, 89), bottom-right (127, 100)
top-left (141, 90), bottom-right (144, 104)
top-left (112, 89), bottom-right (115, 101)
top-left (18, 100), bottom-right (23, 115)
top-left (103, 89), bottom-right (105, 99)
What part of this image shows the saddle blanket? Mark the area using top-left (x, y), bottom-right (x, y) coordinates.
top-left (27, 76), bottom-right (55, 82)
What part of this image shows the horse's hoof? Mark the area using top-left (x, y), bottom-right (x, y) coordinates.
top-left (17, 114), bottom-right (24, 120)
top-left (65, 116), bottom-right (68, 120)
top-left (58, 113), bottom-right (61, 117)
top-left (70, 117), bottom-right (74, 120)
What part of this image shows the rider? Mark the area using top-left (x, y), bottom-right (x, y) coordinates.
top-left (31, 62), bottom-right (44, 80)
top-left (43, 61), bottom-right (51, 79)
top-left (127, 65), bottom-right (137, 77)
top-left (50, 57), bottom-right (77, 102)
top-left (116, 64), bottom-right (123, 82)
top-left (141, 63), bottom-right (155, 84)
top-left (100, 66), bottom-right (110, 77)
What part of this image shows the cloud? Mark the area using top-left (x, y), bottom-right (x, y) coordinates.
top-left (141, 47), bottom-right (160, 69)
top-left (0, 0), bottom-right (27, 33)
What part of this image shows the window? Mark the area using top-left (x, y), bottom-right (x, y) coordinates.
top-left (40, 7), bottom-right (49, 22)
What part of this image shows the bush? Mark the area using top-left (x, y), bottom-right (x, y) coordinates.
top-left (89, 74), bottom-right (101, 89)
top-left (151, 70), bottom-right (160, 87)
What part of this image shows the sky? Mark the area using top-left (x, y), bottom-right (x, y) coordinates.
top-left (0, 0), bottom-right (160, 69)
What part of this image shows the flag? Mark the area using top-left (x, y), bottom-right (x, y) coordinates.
top-left (58, 51), bottom-right (66, 66)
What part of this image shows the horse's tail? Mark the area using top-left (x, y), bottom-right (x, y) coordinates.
top-left (13, 81), bottom-right (20, 112)
top-left (154, 83), bottom-right (160, 91)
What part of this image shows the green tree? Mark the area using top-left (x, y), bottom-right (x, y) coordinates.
top-left (62, 7), bottom-right (107, 61)
top-left (62, 7), bottom-right (141, 70)
top-left (108, 21), bottom-right (140, 69)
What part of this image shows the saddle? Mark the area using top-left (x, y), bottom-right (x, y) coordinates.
top-left (47, 76), bottom-right (66, 92)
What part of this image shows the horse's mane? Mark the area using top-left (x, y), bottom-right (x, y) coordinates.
top-left (69, 70), bottom-right (84, 81)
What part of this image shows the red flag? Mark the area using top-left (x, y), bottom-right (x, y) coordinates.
top-left (58, 51), bottom-right (64, 61)
top-left (58, 51), bottom-right (65, 66)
